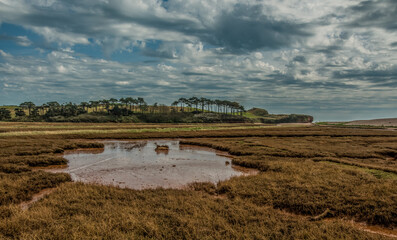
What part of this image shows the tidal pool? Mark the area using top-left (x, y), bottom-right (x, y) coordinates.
top-left (61, 140), bottom-right (251, 189)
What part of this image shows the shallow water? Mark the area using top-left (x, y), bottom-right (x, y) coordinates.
top-left (61, 140), bottom-right (249, 189)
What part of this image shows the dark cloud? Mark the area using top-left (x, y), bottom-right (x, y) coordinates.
top-left (4, 2), bottom-right (201, 50)
top-left (22, 3), bottom-right (310, 54)
top-left (315, 45), bottom-right (342, 56)
top-left (292, 56), bottom-right (307, 63)
top-left (333, 68), bottom-right (397, 79)
top-left (0, 34), bottom-right (31, 46)
top-left (372, 81), bottom-right (397, 88)
top-left (186, 79), bottom-right (235, 91)
top-left (181, 72), bottom-right (210, 76)
top-left (142, 48), bottom-right (177, 59)
top-left (266, 72), bottom-right (357, 89)
top-left (1, 2), bottom-right (314, 56)
top-left (101, 6), bottom-right (202, 36)
top-left (1, 1), bottom-right (396, 121)
top-left (347, 0), bottom-right (397, 31)
top-left (338, 31), bottom-right (351, 40)
top-left (246, 78), bottom-right (266, 83)
top-left (332, 67), bottom-right (397, 85)
top-left (202, 4), bottom-right (311, 53)
top-left (143, 60), bottom-right (160, 63)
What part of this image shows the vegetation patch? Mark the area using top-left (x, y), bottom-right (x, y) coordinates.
top-left (322, 161), bottom-right (397, 180)
top-left (179, 134), bottom-right (397, 227)
top-left (0, 183), bottom-right (390, 239)
top-left (1, 97), bottom-right (313, 124)
top-left (0, 123), bottom-right (396, 238)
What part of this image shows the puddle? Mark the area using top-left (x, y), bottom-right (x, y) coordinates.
top-left (58, 140), bottom-right (252, 190)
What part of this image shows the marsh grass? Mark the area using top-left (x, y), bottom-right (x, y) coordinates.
top-left (0, 171), bottom-right (71, 205)
top-left (323, 161), bottom-right (397, 180)
top-left (180, 135), bottom-right (397, 227)
top-left (0, 125), bottom-right (272, 137)
top-left (0, 124), bottom-right (396, 239)
top-left (0, 138), bottom-right (104, 205)
top-left (0, 183), bottom-right (390, 240)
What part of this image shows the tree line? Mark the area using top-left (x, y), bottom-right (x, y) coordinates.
top-left (172, 97), bottom-right (245, 115)
top-left (0, 97), bottom-right (245, 120)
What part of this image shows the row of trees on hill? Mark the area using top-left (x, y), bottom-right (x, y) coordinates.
top-left (172, 97), bottom-right (245, 115)
top-left (16, 98), bottom-right (148, 116)
top-left (0, 97), bottom-right (245, 120)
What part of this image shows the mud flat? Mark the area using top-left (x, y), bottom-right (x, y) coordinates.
top-left (56, 140), bottom-right (254, 190)
top-left (347, 118), bottom-right (397, 126)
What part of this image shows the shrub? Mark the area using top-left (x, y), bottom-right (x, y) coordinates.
top-left (0, 109), bottom-right (11, 121)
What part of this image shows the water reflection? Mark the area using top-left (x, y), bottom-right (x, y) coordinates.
top-left (62, 140), bottom-right (248, 190)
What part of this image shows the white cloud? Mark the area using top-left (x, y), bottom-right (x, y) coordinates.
top-left (0, 49), bottom-right (11, 57)
top-left (115, 81), bottom-right (129, 85)
top-left (0, 0), bottom-right (396, 121)
top-left (157, 80), bottom-right (170, 86)
top-left (32, 27), bottom-right (90, 45)
top-left (15, 36), bottom-right (32, 46)
top-left (56, 65), bottom-right (67, 73)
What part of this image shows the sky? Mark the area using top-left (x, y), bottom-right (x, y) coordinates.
top-left (0, 0), bottom-right (396, 121)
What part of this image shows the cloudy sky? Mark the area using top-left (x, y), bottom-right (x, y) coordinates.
top-left (0, 0), bottom-right (396, 121)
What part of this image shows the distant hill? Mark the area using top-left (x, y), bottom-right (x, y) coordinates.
top-left (247, 108), bottom-right (269, 116)
top-left (0, 104), bottom-right (313, 124)
top-left (346, 118), bottom-right (397, 127)
top-left (245, 108), bottom-right (313, 123)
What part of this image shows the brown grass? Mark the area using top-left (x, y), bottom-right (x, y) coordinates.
top-left (180, 136), bottom-right (397, 226)
top-left (0, 138), bottom-right (104, 205)
top-left (0, 183), bottom-right (390, 239)
top-left (0, 123), bottom-right (396, 239)
top-left (0, 171), bottom-right (71, 205)
top-left (180, 136), bottom-right (397, 173)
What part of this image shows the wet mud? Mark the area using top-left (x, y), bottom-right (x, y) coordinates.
top-left (58, 140), bottom-right (252, 190)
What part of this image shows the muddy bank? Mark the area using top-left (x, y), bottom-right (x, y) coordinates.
top-left (57, 140), bottom-right (254, 190)
top-left (347, 118), bottom-right (397, 127)
top-left (19, 188), bottom-right (57, 210)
